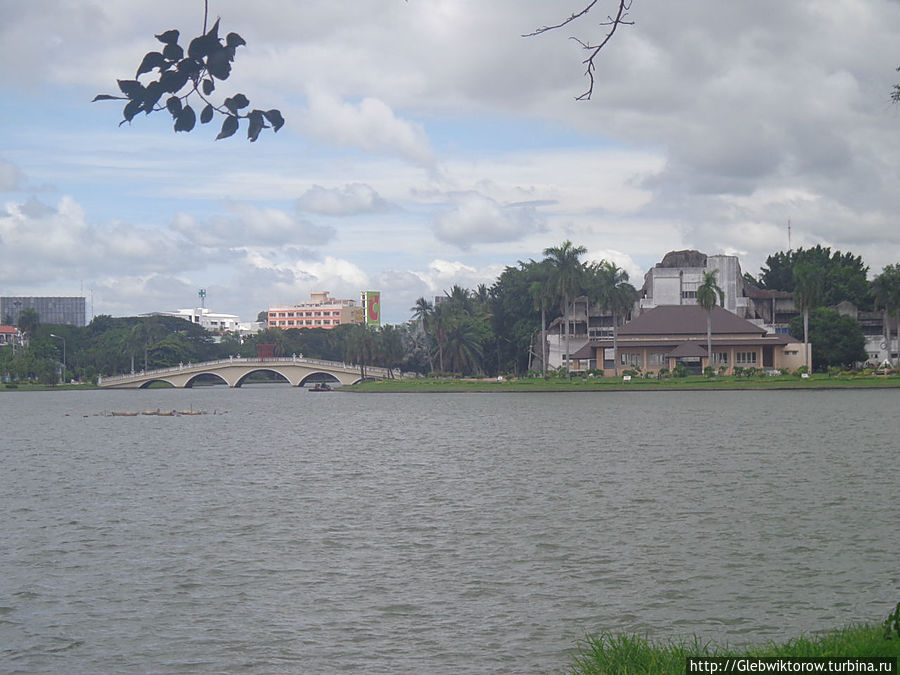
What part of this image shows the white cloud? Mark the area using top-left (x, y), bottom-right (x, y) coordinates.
top-left (300, 88), bottom-right (435, 167)
top-left (0, 157), bottom-right (25, 191)
top-left (296, 183), bottom-right (393, 215)
top-left (0, 195), bottom-right (189, 286)
top-left (170, 203), bottom-right (335, 248)
top-left (433, 192), bottom-right (547, 248)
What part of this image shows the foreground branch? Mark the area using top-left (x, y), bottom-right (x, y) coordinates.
top-left (524, 0), bottom-right (634, 101)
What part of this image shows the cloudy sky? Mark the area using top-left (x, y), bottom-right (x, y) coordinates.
top-left (2, 1), bottom-right (899, 324)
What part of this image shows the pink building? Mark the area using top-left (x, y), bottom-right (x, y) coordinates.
top-left (268, 292), bottom-right (363, 330)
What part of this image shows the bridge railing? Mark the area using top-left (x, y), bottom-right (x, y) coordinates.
top-left (99, 356), bottom-right (394, 384)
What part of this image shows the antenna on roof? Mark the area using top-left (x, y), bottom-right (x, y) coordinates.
top-left (787, 219), bottom-right (791, 251)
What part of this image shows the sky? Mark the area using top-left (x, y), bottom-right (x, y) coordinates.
top-left (2, 0), bottom-right (900, 325)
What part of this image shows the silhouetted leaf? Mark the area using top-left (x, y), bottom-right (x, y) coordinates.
top-left (155, 29), bottom-right (179, 45)
top-left (176, 58), bottom-right (201, 79)
top-left (216, 115), bottom-right (239, 140)
top-left (160, 69), bottom-right (189, 93)
top-left (224, 93), bottom-right (250, 115)
top-left (142, 81), bottom-right (164, 112)
top-left (174, 105), bottom-right (196, 132)
top-left (166, 96), bottom-right (182, 117)
top-left (188, 34), bottom-right (217, 60)
top-left (92, 94), bottom-right (123, 102)
top-left (136, 51), bottom-right (165, 77)
top-left (121, 98), bottom-right (143, 124)
top-left (206, 18), bottom-right (220, 40)
top-left (200, 103), bottom-right (214, 124)
top-left (162, 43), bottom-right (183, 61)
top-left (117, 79), bottom-right (144, 99)
top-left (202, 78), bottom-right (215, 95)
top-left (264, 109), bottom-right (285, 132)
top-left (206, 47), bottom-right (232, 80)
top-left (226, 32), bottom-right (246, 48)
top-left (247, 109), bottom-right (267, 142)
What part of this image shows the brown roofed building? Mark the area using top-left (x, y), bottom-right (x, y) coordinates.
top-left (585, 305), bottom-right (805, 376)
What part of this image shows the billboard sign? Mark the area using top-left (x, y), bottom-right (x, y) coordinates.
top-left (364, 291), bottom-right (381, 326)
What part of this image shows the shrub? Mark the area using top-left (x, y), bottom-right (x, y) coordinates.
top-left (672, 362), bottom-right (687, 378)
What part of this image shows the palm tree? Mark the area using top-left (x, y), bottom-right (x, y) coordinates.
top-left (410, 297), bottom-right (435, 373)
top-left (543, 240), bottom-right (587, 375)
top-left (344, 324), bottom-right (375, 379)
top-left (697, 270), bottom-right (725, 374)
top-left (793, 262), bottom-right (824, 372)
top-left (589, 261), bottom-right (638, 376)
top-left (430, 302), bottom-right (452, 373)
top-left (871, 263), bottom-right (900, 367)
top-left (443, 314), bottom-right (484, 375)
top-left (377, 324), bottom-right (404, 378)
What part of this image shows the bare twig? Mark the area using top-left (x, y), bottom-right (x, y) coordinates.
top-left (524, 0), bottom-right (633, 101)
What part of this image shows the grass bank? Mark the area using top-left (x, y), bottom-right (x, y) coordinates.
top-left (347, 372), bottom-right (900, 393)
top-left (1, 382), bottom-right (99, 392)
top-left (568, 623), bottom-right (900, 674)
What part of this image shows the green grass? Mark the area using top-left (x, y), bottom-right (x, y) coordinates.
top-left (568, 624), bottom-right (900, 674)
top-left (347, 372), bottom-right (900, 393)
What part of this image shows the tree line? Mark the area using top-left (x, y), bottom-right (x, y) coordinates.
top-left (3, 243), bottom-right (900, 384)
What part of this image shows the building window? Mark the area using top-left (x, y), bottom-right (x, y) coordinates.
top-left (736, 351), bottom-right (757, 364)
top-left (648, 352), bottom-right (667, 366)
top-left (620, 353), bottom-right (642, 367)
top-left (681, 290), bottom-right (697, 299)
top-left (287, 320), bottom-right (294, 326)
top-left (714, 352), bottom-right (729, 364)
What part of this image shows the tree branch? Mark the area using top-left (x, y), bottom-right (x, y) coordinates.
top-left (524, 0), bottom-right (634, 101)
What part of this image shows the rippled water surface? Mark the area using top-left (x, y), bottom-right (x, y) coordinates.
top-left (1, 388), bottom-right (898, 673)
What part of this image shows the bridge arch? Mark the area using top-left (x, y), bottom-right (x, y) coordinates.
top-left (298, 371), bottom-right (342, 387)
top-left (138, 379), bottom-right (176, 389)
top-left (233, 368), bottom-right (293, 388)
top-left (185, 372), bottom-right (229, 388)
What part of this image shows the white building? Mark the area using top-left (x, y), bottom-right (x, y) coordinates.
top-left (145, 308), bottom-right (262, 336)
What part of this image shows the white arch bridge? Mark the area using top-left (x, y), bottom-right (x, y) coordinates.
top-left (97, 357), bottom-right (396, 389)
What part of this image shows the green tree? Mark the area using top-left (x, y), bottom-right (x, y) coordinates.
top-left (442, 314), bottom-right (485, 375)
top-left (756, 245), bottom-right (870, 309)
top-left (871, 263), bottom-right (900, 366)
top-left (697, 269), bottom-right (725, 373)
top-left (789, 308), bottom-right (866, 370)
top-left (793, 263), bottom-right (824, 371)
top-left (377, 324), bottom-right (405, 378)
top-left (410, 297), bottom-right (435, 373)
top-left (589, 261), bottom-right (638, 377)
top-left (528, 263), bottom-right (554, 376)
top-left (17, 307), bottom-right (40, 338)
top-left (543, 240), bottom-right (587, 375)
top-left (344, 324), bottom-right (376, 378)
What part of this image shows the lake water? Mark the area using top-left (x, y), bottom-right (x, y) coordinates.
top-left (1, 387), bottom-right (898, 673)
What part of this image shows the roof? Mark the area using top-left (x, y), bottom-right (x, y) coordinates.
top-left (618, 305), bottom-right (767, 336)
top-left (667, 342), bottom-right (708, 357)
top-left (569, 343), bottom-right (596, 359)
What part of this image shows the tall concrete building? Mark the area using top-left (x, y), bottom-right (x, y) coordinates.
top-left (1, 296), bottom-right (86, 327)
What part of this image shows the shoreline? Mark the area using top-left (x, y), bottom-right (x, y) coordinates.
top-left (345, 374), bottom-right (900, 393)
top-left (5, 374), bottom-right (900, 393)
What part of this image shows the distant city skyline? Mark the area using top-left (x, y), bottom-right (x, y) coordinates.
top-left (3, 1), bottom-right (899, 325)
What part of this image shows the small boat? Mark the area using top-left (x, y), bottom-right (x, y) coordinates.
top-left (111, 411), bottom-right (139, 416)
top-left (309, 383), bottom-right (332, 392)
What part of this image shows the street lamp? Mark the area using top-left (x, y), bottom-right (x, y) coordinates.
top-left (50, 334), bottom-right (66, 384)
